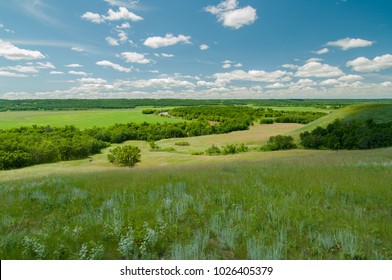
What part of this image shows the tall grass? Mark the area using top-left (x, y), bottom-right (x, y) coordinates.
top-left (0, 148), bottom-right (391, 259)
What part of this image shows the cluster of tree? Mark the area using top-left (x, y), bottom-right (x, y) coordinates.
top-left (262, 135), bottom-right (297, 151)
top-left (3, 99), bottom-right (389, 112)
top-left (169, 106), bottom-right (327, 125)
top-left (85, 119), bottom-right (249, 143)
top-left (0, 126), bottom-right (109, 170)
top-left (300, 119), bottom-right (392, 150)
top-left (108, 145), bottom-right (141, 167)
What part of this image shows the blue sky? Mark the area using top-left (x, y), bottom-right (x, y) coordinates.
top-left (0, 0), bottom-right (391, 99)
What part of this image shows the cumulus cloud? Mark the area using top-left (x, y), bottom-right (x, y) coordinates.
top-left (0, 65), bottom-right (39, 74)
top-left (50, 71), bottom-right (64, 75)
top-left (0, 39), bottom-right (45, 61)
top-left (114, 78), bottom-right (195, 89)
top-left (295, 62), bottom-right (344, 78)
top-left (204, 0), bottom-right (257, 29)
top-left (82, 7), bottom-right (143, 24)
top-left (120, 52), bottom-right (150, 64)
top-left (96, 60), bottom-right (132, 73)
top-left (326, 38), bottom-right (374, 50)
top-left (346, 54), bottom-right (392, 72)
top-left (144, 33), bottom-right (191, 49)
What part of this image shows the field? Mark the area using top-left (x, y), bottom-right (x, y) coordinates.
top-left (0, 101), bottom-right (391, 260)
top-left (0, 108), bottom-right (180, 129)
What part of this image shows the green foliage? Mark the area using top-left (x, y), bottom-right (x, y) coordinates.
top-left (300, 119), bottom-right (392, 150)
top-left (141, 109), bottom-right (156, 115)
top-left (108, 145), bottom-right (141, 167)
top-left (149, 141), bottom-right (160, 150)
top-left (260, 118), bottom-right (274, 124)
top-left (221, 144), bottom-right (249, 155)
top-left (264, 135), bottom-right (297, 151)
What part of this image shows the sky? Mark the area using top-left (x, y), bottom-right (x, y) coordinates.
top-left (0, 0), bottom-right (391, 99)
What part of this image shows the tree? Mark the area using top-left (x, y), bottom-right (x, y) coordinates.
top-left (266, 135), bottom-right (297, 151)
top-left (108, 145), bottom-right (141, 167)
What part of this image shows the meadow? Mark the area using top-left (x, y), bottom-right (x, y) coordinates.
top-left (0, 101), bottom-right (391, 260)
top-left (0, 108), bottom-right (180, 129)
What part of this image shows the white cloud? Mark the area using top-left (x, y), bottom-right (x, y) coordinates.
top-left (346, 54), bottom-right (392, 72)
top-left (0, 39), bottom-right (45, 60)
top-left (71, 47), bottom-right (85, 52)
top-left (0, 71), bottom-right (28, 77)
top-left (204, 0), bottom-right (257, 29)
top-left (214, 69), bottom-right (292, 84)
top-left (104, 0), bottom-right (140, 9)
top-left (96, 60), bottom-right (132, 73)
top-left (68, 71), bottom-right (88, 76)
top-left (222, 63), bottom-right (231, 69)
top-left (313, 48), bottom-right (329, 55)
top-left (117, 22), bottom-right (131, 29)
top-left (295, 62), bottom-right (344, 78)
top-left (281, 64), bottom-right (299, 70)
top-left (338, 75), bottom-right (363, 83)
top-left (154, 53), bottom-right (174, 58)
top-left (120, 52), bottom-right (150, 64)
top-left (106, 37), bottom-right (119, 46)
top-left (114, 78), bottom-right (195, 89)
top-left (0, 23), bottom-right (15, 33)
top-left (327, 38), bottom-right (374, 50)
top-left (0, 65), bottom-right (39, 74)
top-left (65, 64), bottom-right (83, 68)
top-left (144, 33), bottom-right (191, 49)
top-left (200, 44), bottom-right (209, 51)
top-left (50, 71), bottom-right (64, 75)
top-left (36, 62), bottom-right (55, 69)
top-left (81, 12), bottom-right (105, 24)
top-left (82, 7), bottom-right (143, 24)
top-left (77, 78), bottom-right (108, 85)
top-left (306, 58), bottom-right (323, 63)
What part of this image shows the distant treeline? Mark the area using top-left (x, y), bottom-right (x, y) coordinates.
top-left (300, 119), bottom-right (392, 150)
top-left (1, 99), bottom-right (391, 111)
top-left (168, 106), bottom-right (327, 124)
top-left (0, 119), bottom-right (250, 170)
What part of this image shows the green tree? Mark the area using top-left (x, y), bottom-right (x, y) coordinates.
top-left (108, 145), bottom-right (141, 167)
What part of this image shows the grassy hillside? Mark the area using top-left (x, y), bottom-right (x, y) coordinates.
top-left (1, 147), bottom-right (391, 260)
top-left (291, 103), bottom-right (392, 139)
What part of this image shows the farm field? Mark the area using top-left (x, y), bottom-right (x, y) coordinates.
top-left (0, 101), bottom-right (391, 260)
top-left (0, 108), bottom-right (180, 130)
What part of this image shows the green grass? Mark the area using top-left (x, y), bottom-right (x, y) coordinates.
top-left (0, 108), bottom-right (181, 129)
top-left (0, 147), bottom-right (391, 260)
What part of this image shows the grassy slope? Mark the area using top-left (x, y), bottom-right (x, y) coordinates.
top-left (1, 147), bottom-right (391, 259)
top-left (290, 103), bottom-right (392, 139)
top-left (0, 108), bottom-right (180, 129)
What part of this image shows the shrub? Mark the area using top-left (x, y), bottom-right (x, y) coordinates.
top-left (205, 145), bottom-right (221, 156)
top-left (108, 145), bottom-right (141, 167)
top-left (175, 141), bottom-right (190, 146)
top-left (141, 109), bottom-right (156, 115)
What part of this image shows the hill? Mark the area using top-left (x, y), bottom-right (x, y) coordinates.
top-left (291, 103), bottom-right (392, 139)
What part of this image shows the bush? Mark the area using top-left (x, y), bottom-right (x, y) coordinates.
top-left (264, 135), bottom-right (297, 151)
top-left (205, 145), bottom-right (221, 156)
top-left (174, 141), bottom-right (190, 146)
top-left (108, 145), bottom-right (141, 167)
top-left (141, 109), bottom-right (156, 115)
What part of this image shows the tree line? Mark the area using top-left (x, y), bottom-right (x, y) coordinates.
top-left (300, 119), bottom-right (392, 150)
top-left (168, 106), bottom-right (327, 125)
